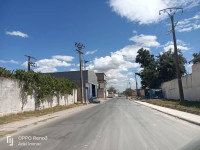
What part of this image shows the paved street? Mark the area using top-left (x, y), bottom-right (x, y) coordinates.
top-left (1, 98), bottom-right (200, 150)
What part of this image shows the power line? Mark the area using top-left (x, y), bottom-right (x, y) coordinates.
top-left (159, 7), bottom-right (185, 102)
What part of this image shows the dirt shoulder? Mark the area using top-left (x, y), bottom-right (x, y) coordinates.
top-left (139, 99), bottom-right (200, 116)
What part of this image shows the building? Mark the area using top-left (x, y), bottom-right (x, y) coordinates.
top-left (96, 73), bottom-right (107, 99)
top-left (47, 70), bottom-right (98, 102)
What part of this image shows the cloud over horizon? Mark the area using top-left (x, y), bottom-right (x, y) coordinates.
top-left (22, 55), bottom-right (74, 73)
top-left (87, 34), bottom-right (161, 91)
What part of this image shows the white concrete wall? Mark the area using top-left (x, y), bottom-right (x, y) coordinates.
top-left (161, 63), bottom-right (200, 101)
top-left (0, 77), bottom-right (77, 116)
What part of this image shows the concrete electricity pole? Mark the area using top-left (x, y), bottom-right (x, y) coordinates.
top-left (75, 42), bottom-right (85, 103)
top-left (135, 73), bottom-right (138, 96)
top-left (24, 55), bottom-right (36, 72)
top-left (159, 8), bottom-right (184, 102)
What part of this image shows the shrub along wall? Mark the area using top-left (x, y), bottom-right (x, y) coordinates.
top-left (0, 67), bottom-right (78, 116)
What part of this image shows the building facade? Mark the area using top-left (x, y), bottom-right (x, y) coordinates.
top-left (47, 70), bottom-right (98, 102)
top-left (96, 73), bottom-right (107, 99)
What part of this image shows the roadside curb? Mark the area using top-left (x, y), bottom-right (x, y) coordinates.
top-left (0, 103), bottom-right (101, 140)
top-left (132, 100), bottom-right (200, 126)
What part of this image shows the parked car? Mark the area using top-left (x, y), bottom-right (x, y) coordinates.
top-left (89, 97), bottom-right (100, 103)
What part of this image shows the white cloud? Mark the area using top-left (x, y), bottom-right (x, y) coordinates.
top-left (70, 68), bottom-right (78, 71)
top-left (176, 12), bottom-right (200, 32)
top-left (133, 30), bottom-right (137, 34)
top-left (33, 59), bottom-right (71, 73)
top-left (129, 34), bottom-right (160, 47)
top-left (0, 59), bottom-right (19, 64)
top-left (186, 63), bottom-right (193, 74)
top-left (34, 66), bottom-right (57, 73)
top-left (85, 49), bottom-right (98, 55)
top-left (115, 45), bottom-right (144, 60)
top-left (127, 72), bottom-right (133, 76)
top-left (114, 34), bottom-right (160, 60)
top-left (52, 55), bottom-right (74, 61)
top-left (86, 33), bottom-right (160, 91)
top-left (187, 63), bottom-right (193, 68)
top-left (163, 40), bottom-right (190, 52)
top-left (22, 56), bottom-right (73, 72)
top-left (87, 50), bottom-right (140, 91)
top-left (109, 0), bottom-right (200, 24)
top-left (22, 61), bottom-right (28, 68)
top-left (26, 55), bottom-right (75, 73)
top-left (36, 59), bottom-right (71, 67)
top-left (6, 31), bottom-right (28, 38)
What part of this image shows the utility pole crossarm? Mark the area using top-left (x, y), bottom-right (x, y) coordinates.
top-left (159, 7), bottom-right (183, 16)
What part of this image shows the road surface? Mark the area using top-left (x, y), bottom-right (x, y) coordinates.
top-left (1, 98), bottom-right (200, 150)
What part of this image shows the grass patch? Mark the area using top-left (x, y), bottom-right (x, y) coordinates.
top-left (146, 99), bottom-right (200, 115)
top-left (0, 130), bottom-right (17, 138)
top-left (0, 104), bottom-right (84, 125)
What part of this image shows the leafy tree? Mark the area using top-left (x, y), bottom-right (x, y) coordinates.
top-left (189, 52), bottom-right (200, 64)
top-left (135, 48), bottom-right (187, 89)
top-left (136, 48), bottom-right (159, 89)
top-left (124, 88), bottom-right (133, 96)
top-left (136, 48), bottom-right (155, 68)
top-left (108, 86), bottom-right (117, 94)
top-left (157, 49), bottom-right (187, 83)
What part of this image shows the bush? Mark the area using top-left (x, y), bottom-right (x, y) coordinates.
top-left (0, 67), bottom-right (77, 103)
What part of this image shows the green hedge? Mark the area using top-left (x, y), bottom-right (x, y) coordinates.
top-left (0, 67), bottom-right (77, 102)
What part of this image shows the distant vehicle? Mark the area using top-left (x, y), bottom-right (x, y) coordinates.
top-left (118, 94), bottom-right (124, 97)
top-left (108, 92), bottom-right (114, 98)
top-left (89, 97), bottom-right (100, 103)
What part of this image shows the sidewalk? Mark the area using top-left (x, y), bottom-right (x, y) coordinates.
top-left (133, 100), bottom-right (200, 126)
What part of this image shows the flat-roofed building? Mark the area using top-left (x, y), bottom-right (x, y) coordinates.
top-left (96, 73), bottom-right (107, 99)
top-left (46, 70), bottom-right (98, 102)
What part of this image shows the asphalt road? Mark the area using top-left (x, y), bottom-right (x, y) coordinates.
top-left (1, 98), bottom-right (200, 150)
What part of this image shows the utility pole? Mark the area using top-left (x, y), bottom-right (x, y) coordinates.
top-left (83, 60), bottom-right (89, 104)
top-left (24, 55), bottom-right (36, 72)
top-left (159, 8), bottom-right (184, 102)
top-left (75, 42), bottom-right (85, 103)
top-left (135, 73), bottom-right (138, 96)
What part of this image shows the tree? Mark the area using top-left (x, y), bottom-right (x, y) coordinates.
top-left (157, 49), bottom-right (187, 83)
top-left (189, 52), bottom-right (200, 64)
top-left (135, 48), bottom-right (187, 89)
top-left (136, 48), bottom-right (155, 68)
top-left (136, 48), bottom-right (159, 89)
top-left (124, 88), bottom-right (133, 96)
top-left (108, 86), bottom-right (117, 94)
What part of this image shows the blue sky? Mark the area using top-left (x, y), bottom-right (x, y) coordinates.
top-left (0, 0), bottom-right (200, 92)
